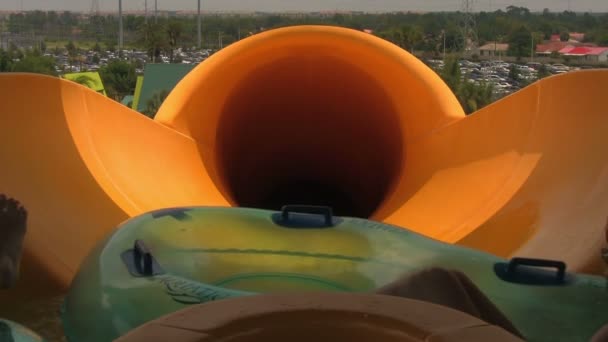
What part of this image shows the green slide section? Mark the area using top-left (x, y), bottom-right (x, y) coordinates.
top-left (136, 64), bottom-right (195, 113)
top-left (131, 75), bottom-right (144, 111)
top-left (62, 72), bottom-right (106, 96)
top-left (62, 206), bottom-right (608, 342)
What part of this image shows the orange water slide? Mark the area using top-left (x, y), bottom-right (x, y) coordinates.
top-left (0, 26), bottom-right (607, 292)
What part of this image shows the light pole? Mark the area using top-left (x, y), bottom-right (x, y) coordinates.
top-left (118, 0), bottom-right (123, 50)
top-left (197, 0), bottom-right (202, 49)
top-left (531, 35), bottom-right (534, 63)
top-left (442, 30), bottom-right (446, 61)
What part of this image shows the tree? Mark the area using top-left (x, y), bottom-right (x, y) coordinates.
top-left (99, 60), bottom-right (136, 100)
top-left (139, 22), bottom-right (167, 63)
top-left (0, 49), bottom-right (13, 72)
top-left (65, 41), bottom-right (78, 72)
top-left (105, 40), bottom-right (116, 53)
top-left (406, 26), bottom-right (425, 54)
top-left (65, 41), bottom-right (77, 54)
top-left (459, 80), bottom-right (495, 114)
top-left (166, 20), bottom-right (184, 63)
top-left (440, 56), bottom-right (461, 92)
top-left (560, 32), bottom-right (570, 42)
top-left (143, 89), bottom-right (170, 117)
top-left (537, 64), bottom-right (551, 80)
top-left (10, 49), bottom-right (57, 76)
top-left (506, 6), bottom-right (531, 18)
top-left (508, 64), bottom-right (520, 82)
top-left (507, 26), bottom-right (533, 58)
top-left (438, 57), bottom-right (494, 114)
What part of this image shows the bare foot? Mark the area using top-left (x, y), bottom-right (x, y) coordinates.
top-left (0, 194), bottom-right (27, 289)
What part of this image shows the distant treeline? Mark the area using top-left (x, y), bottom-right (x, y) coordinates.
top-left (1, 6), bottom-right (607, 53)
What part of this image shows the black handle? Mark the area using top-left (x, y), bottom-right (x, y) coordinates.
top-left (281, 205), bottom-right (334, 226)
top-left (134, 239), bottom-right (153, 276)
top-left (507, 257), bottom-right (566, 282)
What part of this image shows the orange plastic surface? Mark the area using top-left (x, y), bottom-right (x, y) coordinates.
top-left (0, 26), bottom-right (607, 290)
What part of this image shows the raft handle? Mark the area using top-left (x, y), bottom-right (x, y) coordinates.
top-left (134, 239), bottom-right (154, 276)
top-left (281, 205), bottom-right (334, 226)
top-left (507, 258), bottom-right (566, 283)
top-left (121, 239), bottom-right (164, 277)
top-left (494, 258), bottom-right (570, 286)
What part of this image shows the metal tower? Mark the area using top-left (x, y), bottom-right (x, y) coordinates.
top-left (197, 0), bottom-right (202, 49)
top-left (90, 0), bottom-right (100, 15)
top-left (118, 0), bottom-right (123, 50)
top-left (460, 0), bottom-right (478, 54)
top-left (90, 0), bottom-right (103, 37)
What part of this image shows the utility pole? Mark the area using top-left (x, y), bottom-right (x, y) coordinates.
top-left (197, 0), bottom-right (202, 49)
top-left (90, 0), bottom-right (100, 15)
top-left (145, 0), bottom-right (148, 23)
top-left (118, 0), bottom-right (123, 50)
top-left (460, 0), bottom-right (477, 55)
top-left (155, 0), bottom-right (158, 23)
top-left (442, 30), bottom-right (446, 61)
top-left (90, 0), bottom-right (102, 36)
top-left (531, 35), bottom-right (534, 62)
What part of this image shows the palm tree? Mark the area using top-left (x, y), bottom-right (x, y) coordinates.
top-left (166, 19), bottom-right (184, 63)
top-left (65, 41), bottom-right (78, 72)
top-left (139, 22), bottom-right (167, 63)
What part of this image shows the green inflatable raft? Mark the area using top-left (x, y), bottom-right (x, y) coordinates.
top-left (62, 206), bottom-right (608, 342)
top-left (0, 319), bottom-right (45, 342)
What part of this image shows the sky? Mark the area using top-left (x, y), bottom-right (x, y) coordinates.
top-left (1, 0), bottom-right (606, 13)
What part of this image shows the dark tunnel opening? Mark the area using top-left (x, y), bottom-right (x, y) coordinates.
top-left (216, 55), bottom-right (404, 218)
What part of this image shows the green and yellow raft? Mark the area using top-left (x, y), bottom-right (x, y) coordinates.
top-left (62, 206), bottom-right (608, 342)
top-left (0, 319), bottom-right (44, 342)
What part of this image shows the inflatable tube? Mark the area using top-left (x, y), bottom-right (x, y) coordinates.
top-left (62, 206), bottom-right (608, 342)
top-left (0, 319), bottom-right (44, 342)
top-left (115, 293), bottom-right (523, 342)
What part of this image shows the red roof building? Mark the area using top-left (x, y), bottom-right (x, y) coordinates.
top-left (561, 46), bottom-right (608, 62)
top-left (536, 41), bottom-right (573, 54)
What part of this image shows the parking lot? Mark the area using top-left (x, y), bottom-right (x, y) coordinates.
top-left (42, 45), bottom-right (583, 101)
top-left (426, 59), bottom-right (577, 97)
